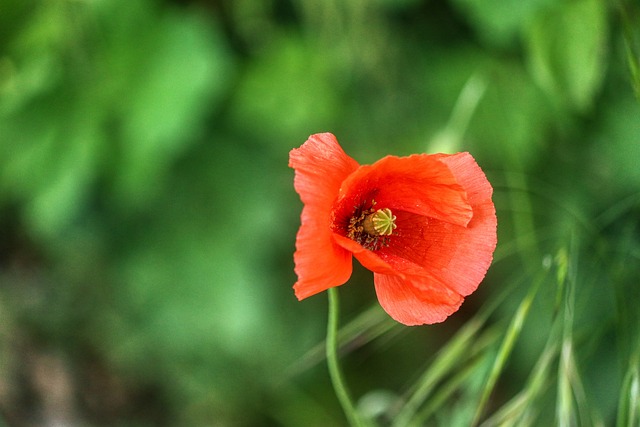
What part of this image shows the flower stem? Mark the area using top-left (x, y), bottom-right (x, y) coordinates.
top-left (326, 287), bottom-right (367, 427)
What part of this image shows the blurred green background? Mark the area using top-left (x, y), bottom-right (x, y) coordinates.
top-left (1, 0), bottom-right (639, 426)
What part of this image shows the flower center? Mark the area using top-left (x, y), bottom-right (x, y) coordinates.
top-left (363, 208), bottom-right (397, 236)
top-left (345, 201), bottom-right (396, 250)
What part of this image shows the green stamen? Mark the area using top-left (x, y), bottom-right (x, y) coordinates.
top-left (363, 208), bottom-right (397, 236)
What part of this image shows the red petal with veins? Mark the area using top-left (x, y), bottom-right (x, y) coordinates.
top-left (374, 273), bottom-right (463, 325)
top-left (372, 152), bottom-right (497, 324)
top-left (332, 233), bottom-right (396, 275)
top-left (333, 154), bottom-right (473, 228)
top-left (428, 152), bottom-right (497, 296)
top-left (289, 133), bottom-right (360, 300)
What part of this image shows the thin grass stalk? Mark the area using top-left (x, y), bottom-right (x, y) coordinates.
top-left (286, 304), bottom-right (394, 379)
top-left (391, 316), bottom-right (485, 427)
top-left (471, 273), bottom-right (545, 426)
top-left (557, 235), bottom-right (605, 427)
top-left (557, 242), bottom-right (577, 427)
top-left (479, 342), bottom-right (558, 427)
top-left (503, 171), bottom-right (541, 269)
top-left (557, 340), bottom-right (576, 427)
top-left (408, 360), bottom-right (482, 427)
top-left (428, 72), bottom-right (487, 153)
top-left (569, 345), bottom-right (605, 427)
top-left (408, 327), bottom-right (501, 427)
top-left (392, 281), bottom-right (516, 427)
top-left (617, 352), bottom-right (640, 427)
top-left (618, 0), bottom-right (640, 98)
top-left (394, 289), bottom-right (514, 427)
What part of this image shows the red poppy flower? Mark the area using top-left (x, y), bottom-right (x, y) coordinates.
top-left (289, 133), bottom-right (497, 325)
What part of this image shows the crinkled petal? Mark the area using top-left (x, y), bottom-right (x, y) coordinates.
top-left (333, 154), bottom-right (473, 228)
top-left (289, 133), bottom-right (360, 300)
top-left (374, 152), bottom-right (496, 298)
top-left (332, 233), bottom-right (396, 275)
top-left (292, 221), bottom-right (353, 300)
top-left (432, 152), bottom-right (497, 296)
top-left (374, 273), bottom-right (463, 325)
top-left (289, 133), bottom-right (360, 208)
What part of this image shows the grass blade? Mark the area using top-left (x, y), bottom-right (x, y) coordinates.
top-left (471, 273), bottom-right (545, 426)
top-left (479, 342), bottom-right (559, 427)
top-left (392, 283), bottom-right (514, 427)
top-left (617, 354), bottom-right (640, 427)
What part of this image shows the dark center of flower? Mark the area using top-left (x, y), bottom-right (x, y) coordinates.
top-left (346, 201), bottom-right (397, 251)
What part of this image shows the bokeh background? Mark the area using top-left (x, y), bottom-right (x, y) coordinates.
top-left (1, 0), bottom-right (639, 426)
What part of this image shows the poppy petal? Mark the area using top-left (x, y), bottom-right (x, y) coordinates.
top-left (335, 154), bottom-right (473, 228)
top-left (374, 273), bottom-right (463, 325)
top-left (375, 152), bottom-right (496, 298)
top-left (434, 152), bottom-right (497, 296)
top-left (289, 133), bottom-right (360, 208)
top-left (292, 221), bottom-right (353, 300)
top-left (289, 133), bottom-right (360, 300)
top-left (332, 233), bottom-right (397, 275)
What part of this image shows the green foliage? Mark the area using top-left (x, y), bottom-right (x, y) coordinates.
top-left (1, 0), bottom-right (639, 425)
top-left (229, 34), bottom-right (340, 142)
top-left (451, 0), bottom-right (555, 48)
top-left (526, 0), bottom-right (608, 112)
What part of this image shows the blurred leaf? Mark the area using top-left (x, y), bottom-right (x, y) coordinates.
top-left (590, 95), bottom-right (640, 197)
top-left (469, 60), bottom-right (553, 168)
top-left (619, 0), bottom-right (640, 99)
top-left (0, 0), bottom-right (66, 113)
top-left (0, 0), bottom-right (233, 239)
top-left (23, 124), bottom-right (101, 238)
top-left (0, 0), bottom-right (37, 45)
top-left (428, 73), bottom-right (488, 154)
top-left (450, 0), bottom-right (554, 48)
top-left (526, 0), bottom-right (608, 112)
top-left (229, 34), bottom-right (340, 143)
top-left (412, 47), bottom-right (547, 167)
top-left (372, 0), bottom-right (422, 9)
top-left (79, 137), bottom-right (305, 423)
top-left (92, 0), bottom-right (234, 209)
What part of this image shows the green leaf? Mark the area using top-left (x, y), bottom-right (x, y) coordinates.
top-left (526, 0), bottom-right (609, 112)
top-left (228, 34), bottom-right (339, 142)
top-left (619, 1), bottom-right (640, 99)
top-left (450, 0), bottom-right (554, 48)
top-left (468, 59), bottom-right (553, 168)
top-left (93, 0), bottom-right (234, 209)
top-left (591, 95), bottom-right (640, 196)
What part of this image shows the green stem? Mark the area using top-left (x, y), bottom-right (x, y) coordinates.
top-left (326, 287), bottom-right (367, 427)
